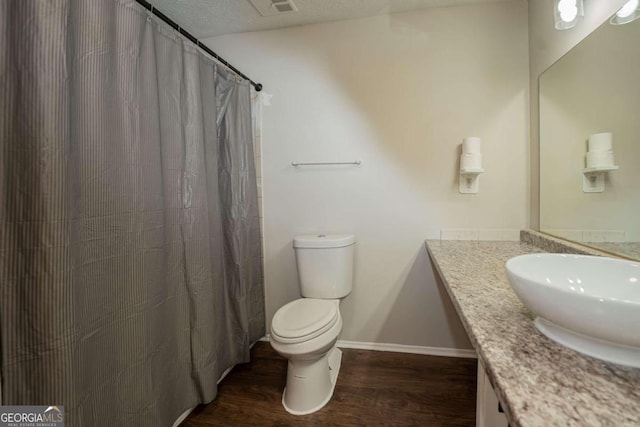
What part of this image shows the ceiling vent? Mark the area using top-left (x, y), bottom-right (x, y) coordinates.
top-left (249, 0), bottom-right (299, 16)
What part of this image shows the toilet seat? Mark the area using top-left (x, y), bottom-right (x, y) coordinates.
top-left (271, 299), bottom-right (339, 344)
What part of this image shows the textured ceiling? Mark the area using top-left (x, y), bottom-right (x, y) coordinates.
top-left (145, 0), bottom-right (514, 38)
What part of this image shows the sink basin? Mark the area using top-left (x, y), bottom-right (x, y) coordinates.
top-left (506, 253), bottom-right (640, 368)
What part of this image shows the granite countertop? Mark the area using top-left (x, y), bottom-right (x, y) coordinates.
top-left (425, 239), bottom-right (640, 427)
top-left (587, 242), bottom-right (640, 260)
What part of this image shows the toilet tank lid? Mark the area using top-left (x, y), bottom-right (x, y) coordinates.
top-left (293, 234), bottom-right (355, 249)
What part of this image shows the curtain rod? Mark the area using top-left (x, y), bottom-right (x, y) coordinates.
top-left (135, 0), bottom-right (263, 92)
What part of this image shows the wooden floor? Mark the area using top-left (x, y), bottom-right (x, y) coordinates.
top-left (182, 342), bottom-right (477, 426)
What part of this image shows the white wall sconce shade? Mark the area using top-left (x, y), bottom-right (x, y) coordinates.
top-left (610, 0), bottom-right (640, 25)
top-left (554, 0), bottom-right (584, 30)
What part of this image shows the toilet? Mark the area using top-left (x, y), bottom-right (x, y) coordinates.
top-left (270, 233), bottom-right (355, 415)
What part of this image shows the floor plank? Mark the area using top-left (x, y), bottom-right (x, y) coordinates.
top-left (182, 342), bottom-right (477, 426)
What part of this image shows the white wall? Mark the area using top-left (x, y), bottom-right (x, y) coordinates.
top-left (205, 1), bottom-right (529, 349)
top-left (527, 0), bottom-right (628, 229)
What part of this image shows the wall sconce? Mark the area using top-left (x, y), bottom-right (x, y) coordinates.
top-left (554, 0), bottom-right (584, 30)
top-left (610, 0), bottom-right (640, 25)
top-left (582, 132), bottom-right (618, 193)
top-left (459, 137), bottom-right (483, 194)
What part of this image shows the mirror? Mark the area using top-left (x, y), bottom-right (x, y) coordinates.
top-left (539, 13), bottom-right (640, 260)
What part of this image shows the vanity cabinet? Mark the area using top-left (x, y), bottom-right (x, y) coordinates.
top-left (476, 360), bottom-right (508, 427)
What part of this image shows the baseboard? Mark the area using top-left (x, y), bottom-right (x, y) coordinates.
top-left (172, 408), bottom-right (194, 427)
top-left (217, 365), bottom-right (234, 384)
top-left (259, 335), bottom-right (476, 359)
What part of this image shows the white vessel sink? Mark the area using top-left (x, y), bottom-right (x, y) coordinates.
top-left (506, 253), bottom-right (640, 368)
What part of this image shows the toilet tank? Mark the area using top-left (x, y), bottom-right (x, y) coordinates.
top-left (293, 234), bottom-right (355, 299)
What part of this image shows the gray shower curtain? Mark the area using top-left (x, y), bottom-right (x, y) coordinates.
top-left (0, 0), bottom-right (265, 425)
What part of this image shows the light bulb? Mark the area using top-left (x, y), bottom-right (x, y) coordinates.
top-left (554, 0), bottom-right (583, 29)
top-left (560, 6), bottom-right (578, 22)
top-left (617, 0), bottom-right (639, 18)
top-left (558, 0), bottom-right (578, 22)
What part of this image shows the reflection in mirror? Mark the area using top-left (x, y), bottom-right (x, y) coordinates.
top-left (539, 15), bottom-right (640, 260)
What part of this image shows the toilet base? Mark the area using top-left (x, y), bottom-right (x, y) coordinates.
top-left (282, 346), bottom-right (342, 415)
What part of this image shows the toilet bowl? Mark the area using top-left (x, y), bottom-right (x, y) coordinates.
top-left (270, 234), bottom-right (355, 415)
top-left (270, 299), bottom-right (343, 415)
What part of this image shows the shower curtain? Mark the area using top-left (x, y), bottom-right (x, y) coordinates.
top-left (0, 0), bottom-right (265, 425)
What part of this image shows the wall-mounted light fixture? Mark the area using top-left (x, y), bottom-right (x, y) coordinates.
top-left (582, 132), bottom-right (618, 193)
top-left (610, 0), bottom-right (640, 25)
top-left (554, 0), bottom-right (584, 30)
top-left (459, 137), bottom-right (483, 194)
